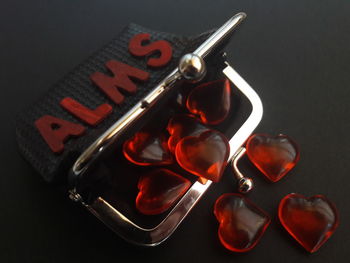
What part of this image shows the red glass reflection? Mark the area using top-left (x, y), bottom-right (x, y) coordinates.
top-left (186, 79), bottom-right (231, 125)
top-left (123, 132), bottom-right (173, 166)
top-left (136, 169), bottom-right (191, 215)
top-left (214, 193), bottom-right (271, 252)
top-left (278, 193), bottom-right (339, 253)
top-left (175, 130), bottom-right (229, 182)
top-left (246, 134), bottom-right (300, 182)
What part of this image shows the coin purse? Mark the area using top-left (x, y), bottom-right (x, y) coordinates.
top-left (15, 13), bottom-right (263, 246)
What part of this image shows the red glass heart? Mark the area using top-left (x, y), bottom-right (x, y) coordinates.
top-left (123, 131), bottom-right (173, 166)
top-left (246, 133), bottom-right (300, 182)
top-left (278, 193), bottom-right (339, 253)
top-left (186, 79), bottom-right (231, 125)
top-left (136, 169), bottom-right (191, 215)
top-left (167, 114), bottom-right (209, 153)
top-left (175, 130), bottom-right (230, 182)
top-left (214, 193), bottom-right (271, 252)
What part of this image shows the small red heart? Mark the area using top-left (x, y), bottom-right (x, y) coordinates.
top-left (136, 169), bottom-right (191, 215)
top-left (246, 134), bottom-right (300, 182)
top-left (278, 193), bottom-right (339, 253)
top-left (123, 131), bottom-right (173, 166)
top-left (214, 193), bottom-right (271, 252)
top-left (186, 79), bottom-right (231, 125)
top-left (167, 114), bottom-right (209, 153)
top-left (175, 130), bottom-right (230, 182)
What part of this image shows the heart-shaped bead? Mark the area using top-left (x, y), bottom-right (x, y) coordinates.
top-left (167, 114), bottom-right (209, 153)
top-left (186, 79), bottom-right (231, 125)
top-left (246, 134), bottom-right (300, 182)
top-left (278, 193), bottom-right (339, 253)
top-left (214, 193), bottom-right (271, 252)
top-left (175, 130), bottom-right (230, 182)
top-left (136, 169), bottom-right (191, 215)
top-left (123, 131), bottom-right (173, 166)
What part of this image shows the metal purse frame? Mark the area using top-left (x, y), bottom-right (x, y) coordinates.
top-left (68, 12), bottom-right (263, 246)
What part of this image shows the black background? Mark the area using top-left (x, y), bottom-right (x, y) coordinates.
top-left (1, 0), bottom-right (350, 262)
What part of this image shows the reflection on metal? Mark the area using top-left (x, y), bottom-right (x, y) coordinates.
top-left (89, 181), bottom-right (211, 246)
top-left (223, 65), bottom-right (263, 157)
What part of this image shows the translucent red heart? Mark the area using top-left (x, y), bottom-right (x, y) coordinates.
top-left (278, 193), bottom-right (339, 253)
top-left (186, 79), bottom-right (231, 125)
top-left (246, 133), bottom-right (300, 182)
top-left (175, 130), bottom-right (230, 182)
top-left (136, 169), bottom-right (191, 215)
top-left (123, 131), bottom-right (173, 166)
top-left (214, 193), bottom-right (271, 252)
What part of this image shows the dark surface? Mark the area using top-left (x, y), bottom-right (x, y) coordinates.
top-left (1, 0), bottom-right (349, 262)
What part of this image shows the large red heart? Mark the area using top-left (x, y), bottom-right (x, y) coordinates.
top-left (186, 79), bottom-right (231, 125)
top-left (278, 193), bottom-right (339, 253)
top-left (123, 131), bottom-right (173, 166)
top-left (214, 193), bottom-right (271, 252)
top-left (136, 169), bottom-right (191, 215)
top-left (246, 133), bottom-right (300, 182)
top-left (167, 114), bottom-right (209, 153)
top-left (175, 130), bottom-right (230, 182)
